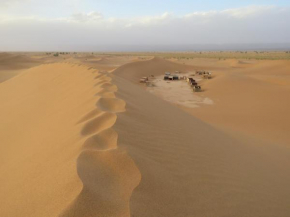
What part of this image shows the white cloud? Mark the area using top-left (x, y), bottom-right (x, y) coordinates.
top-left (222, 5), bottom-right (276, 18)
top-left (70, 11), bottom-right (103, 22)
top-left (0, 0), bottom-right (29, 6)
top-left (184, 5), bottom-right (277, 19)
top-left (139, 12), bottom-right (172, 24)
top-left (0, 5), bottom-right (290, 51)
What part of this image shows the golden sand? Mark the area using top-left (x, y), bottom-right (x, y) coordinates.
top-left (0, 52), bottom-right (290, 217)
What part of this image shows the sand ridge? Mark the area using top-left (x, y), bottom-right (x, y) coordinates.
top-left (1, 53), bottom-right (290, 217)
top-left (0, 62), bottom-right (140, 217)
top-left (0, 53), bottom-right (42, 83)
top-left (60, 71), bottom-right (141, 217)
top-left (180, 59), bottom-right (290, 145)
top-left (0, 63), bottom-right (98, 217)
top-left (115, 56), bottom-right (290, 145)
top-left (113, 56), bottom-right (196, 83)
top-left (112, 58), bottom-right (290, 217)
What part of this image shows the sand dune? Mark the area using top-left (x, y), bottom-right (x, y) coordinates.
top-left (118, 57), bottom-right (290, 145)
top-left (114, 57), bottom-right (195, 82)
top-left (0, 53), bottom-right (42, 82)
top-left (83, 56), bottom-right (140, 72)
top-left (1, 53), bottom-right (290, 217)
top-left (0, 52), bottom-right (40, 70)
top-left (60, 149), bottom-right (140, 217)
top-left (61, 66), bottom-right (141, 217)
top-left (0, 63), bottom-right (96, 217)
top-left (0, 62), bottom-right (140, 217)
top-left (181, 59), bottom-right (290, 145)
top-left (112, 60), bottom-right (290, 216)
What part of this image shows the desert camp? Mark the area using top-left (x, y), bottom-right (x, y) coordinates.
top-left (1, 1), bottom-right (290, 217)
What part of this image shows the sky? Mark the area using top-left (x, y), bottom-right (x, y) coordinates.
top-left (0, 0), bottom-right (290, 51)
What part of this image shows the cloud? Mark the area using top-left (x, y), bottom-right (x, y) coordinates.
top-left (0, 5), bottom-right (290, 51)
top-left (70, 11), bottom-right (103, 22)
top-left (222, 5), bottom-right (277, 18)
top-left (0, 0), bottom-right (30, 7)
top-left (184, 5), bottom-right (278, 19)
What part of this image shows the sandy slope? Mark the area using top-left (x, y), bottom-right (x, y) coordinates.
top-left (116, 57), bottom-right (290, 145)
top-left (113, 57), bottom-right (195, 82)
top-left (76, 56), bottom-right (141, 72)
top-left (1, 54), bottom-right (290, 217)
top-left (181, 59), bottom-right (290, 145)
top-left (0, 53), bottom-right (42, 83)
top-left (0, 63), bottom-right (140, 217)
top-left (113, 59), bottom-right (290, 216)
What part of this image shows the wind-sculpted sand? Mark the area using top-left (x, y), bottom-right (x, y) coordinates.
top-left (0, 62), bottom-right (140, 217)
top-left (0, 53), bottom-right (42, 82)
top-left (0, 53), bottom-right (290, 217)
top-left (61, 70), bottom-right (141, 217)
top-left (113, 57), bottom-right (290, 216)
top-left (97, 98), bottom-right (126, 112)
top-left (181, 59), bottom-right (290, 145)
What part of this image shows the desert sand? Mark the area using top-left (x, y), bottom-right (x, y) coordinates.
top-left (0, 52), bottom-right (290, 217)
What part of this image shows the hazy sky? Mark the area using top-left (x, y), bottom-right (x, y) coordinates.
top-left (0, 0), bottom-right (290, 51)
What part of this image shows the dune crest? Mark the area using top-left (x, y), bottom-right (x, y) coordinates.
top-left (0, 62), bottom-right (141, 217)
top-left (1, 53), bottom-right (290, 217)
top-left (60, 69), bottom-right (141, 217)
top-left (0, 63), bottom-right (99, 217)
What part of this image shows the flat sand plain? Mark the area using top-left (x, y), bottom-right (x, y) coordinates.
top-left (0, 52), bottom-right (290, 217)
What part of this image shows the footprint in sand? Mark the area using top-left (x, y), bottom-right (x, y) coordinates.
top-left (96, 90), bottom-right (116, 98)
top-left (60, 149), bottom-right (141, 217)
top-left (62, 72), bottom-right (141, 217)
top-left (83, 128), bottom-right (118, 151)
top-left (94, 80), bottom-right (108, 86)
top-left (81, 112), bottom-right (117, 136)
top-left (77, 108), bottom-right (103, 124)
top-left (97, 98), bottom-right (126, 113)
top-left (101, 83), bottom-right (118, 92)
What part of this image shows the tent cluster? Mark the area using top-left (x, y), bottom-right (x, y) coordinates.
top-left (187, 77), bottom-right (201, 92)
top-left (196, 71), bottom-right (212, 79)
top-left (164, 72), bottom-right (179, 80)
top-left (139, 76), bottom-right (155, 87)
top-left (140, 71), bottom-right (204, 93)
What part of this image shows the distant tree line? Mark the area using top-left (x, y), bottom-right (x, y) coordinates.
top-left (44, 52), bottom-right (72, 57)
